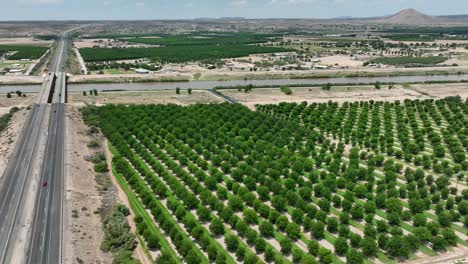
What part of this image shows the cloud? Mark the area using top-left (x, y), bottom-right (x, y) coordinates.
top-left (230, 0), bottom-right (248, 7)
top-left (19, 0), bottom-right (63, 4)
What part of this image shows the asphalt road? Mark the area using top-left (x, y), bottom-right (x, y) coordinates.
top-left (0, 34), bottom-right (68, 264)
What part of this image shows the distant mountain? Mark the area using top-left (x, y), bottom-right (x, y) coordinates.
top-left (376, 8), bottom-right (442, 24)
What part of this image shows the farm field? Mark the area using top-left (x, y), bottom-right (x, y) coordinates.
top-left (125, 33), bottom-right (275, 46)
top-left (79, 45), bottom-right (292, 63)
top-left (0, 45), bottom-right (49, 60)
top-left (370, 56), bottom-right (448, 66)
top-left (81, 97), bottom-right (467, 264)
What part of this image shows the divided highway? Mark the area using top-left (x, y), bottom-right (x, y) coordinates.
top-left (0, 34), bottom-right (69, 264)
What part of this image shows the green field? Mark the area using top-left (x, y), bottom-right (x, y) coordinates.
top-left (126, 33), bottom-right (274, 46)
top-left (0, 45), bottom-right (49, 60)
top-left (384, 35), bottom-right (436, 42)
top-left (79, 45), bottom-right (292, 63)
top-left (370, 56), bottom-right (447, 66)
top-left (82, 97), bottom-right (467, 264)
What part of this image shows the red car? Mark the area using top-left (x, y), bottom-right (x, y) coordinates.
top-left (42, 181), bottom-right (48, 187)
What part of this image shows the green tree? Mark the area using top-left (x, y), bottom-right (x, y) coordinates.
top-left (280, 238), bottom-right (292, 255)
top-left (360, 237), bottom-right (377, 257)
top-left (387, 236), bottom-right (410, 259)
top-left (327, 217), bottom-right (339, 233)
top-left (431, 235), bottom-right (448, 251)
top-left (334, 237), bottom-right (349, 255)
top-left (286, 222), bottom-right (301, 240)
top-left (346, 248), bottom-right (364, 264)
top-left (318, 248), bottom-right (333, 264)
top-left (311, 221), bottom-right (325, 239)
top-left (243, 208), bottom-right (258, 225)
top-left (186, 248), bottom-right (202, 264)
top-left (375, 82), bottom-right (381, 90)
top-left (225, 234), bottom-right (239, 252)
top-left (412, 213), bottom-right (427, 227)
top-left (146, 233), bottom-right (159, 250)
top-left (259, 221), bottom-right (275, 238)
top-left (308, 239), bottom-right (320, 256)
top-left (210, 218), bottom-right (225, 236)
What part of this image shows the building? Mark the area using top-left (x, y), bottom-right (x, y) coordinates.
top-left (134, 68), bottom-right (150, 74)
top-left (313, 65), bottom-right (329, 69)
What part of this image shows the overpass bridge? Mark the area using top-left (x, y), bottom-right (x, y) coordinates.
top-left (0, 34), bottom-right (69, 264)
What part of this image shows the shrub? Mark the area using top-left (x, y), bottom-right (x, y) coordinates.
top-left (280, 86), bottom-right (293, 95)
top-left (94, 162), bottom-right (109, 173)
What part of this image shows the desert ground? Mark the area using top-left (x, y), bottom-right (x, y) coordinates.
top-left (68, 90), bottom-right (224, 106)
top-left (64, 106), bottom-right (114, 264)
top-left (0, 75), bottom-right (44, 84)
top-left (0, 93), bottom-right (37, 108)
top-left (410, 83), bottom-right (468, 98)
top-left (0, 37), bottom-right (52, 46)
top-left (221, 85), bottom-right (422, 109)
top-left (220, 82), bottom-right (468, 109)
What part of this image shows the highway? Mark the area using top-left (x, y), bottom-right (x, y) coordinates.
top-left (0, 34), bottom-right (69, 264)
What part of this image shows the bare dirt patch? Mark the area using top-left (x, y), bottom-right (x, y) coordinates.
top-left (68, 90), bottom-right (223, 106)
top-left (318, 55), bottom-right (364, 68)
top-left (404, 245), bottom-right (468, 264)
top-left (0, 108), bottom-right (27, 178)
top-left (222, 85), bottom-right (427, 109)
top-left (0, 37), bottom-right (52, 46)
top-left (64, 106), bottom-right (114, 264)
top-left (0, 76), bottom-right (44, 85)
top-left (0, 94), bottom-right (37, 108)
top-left (410, 83), bottom-right (468, 99)
top-left (68, 73), bottom-right (191, 83)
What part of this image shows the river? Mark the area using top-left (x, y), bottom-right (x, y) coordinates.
top-left (1, 74), bottom-right (467, 93)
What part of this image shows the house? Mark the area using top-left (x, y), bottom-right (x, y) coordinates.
top-left (313, 64), bottom-right (329, 69)
top-left (134, 68), bottom-right (150, 74)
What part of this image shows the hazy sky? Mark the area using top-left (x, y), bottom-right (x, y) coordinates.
top-left (2, 0), bottom-right (468, 20)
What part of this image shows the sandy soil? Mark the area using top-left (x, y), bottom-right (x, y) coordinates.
top-left (317, 55), bottom-right (363, 67)
top-left (0, 37), bottom-right (52, 46)
top-left (222, 85), bottom-right (427, 109)
top-left (68, 90), bottom-right (223, 106)
top-left (0, 108), bottom-right (27, 178)
top-left (73, 38), bottom-right (155, 49)
top-left (73, 39), bottom-right (114, 49)
top-left (0, 75), bottom-right (44, 84)
top-left (64, 106), bottom-right (113, 264)
top-left (404, 245), bottom-right (468, 264)
top-left (68, 73), bottom-right (192, 83)
top-left (0, 94), bottom-right (37, 108)
top-left (410, 83), bottom-right (468, 99)
top-left (74, 48), bottom-right (88, 74)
